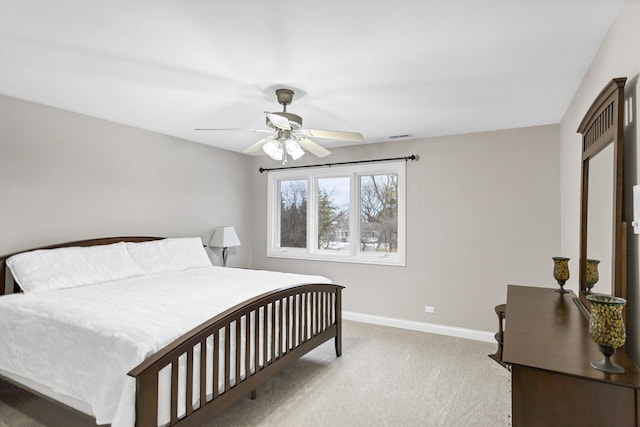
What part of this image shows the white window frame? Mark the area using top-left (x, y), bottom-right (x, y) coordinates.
top-left (267, 161), bottom-right (406, 266)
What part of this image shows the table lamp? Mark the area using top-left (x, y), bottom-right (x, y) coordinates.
top-left (210, 226), bottom-right (241, 267)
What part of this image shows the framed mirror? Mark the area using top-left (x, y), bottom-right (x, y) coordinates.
top-left (577, 77), bottom-right (626, 316)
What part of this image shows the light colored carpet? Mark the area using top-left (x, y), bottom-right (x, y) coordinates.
top-left (207, 320), bottom-right (511, 426)
top-left (0, 320), bottom-right (511, 427)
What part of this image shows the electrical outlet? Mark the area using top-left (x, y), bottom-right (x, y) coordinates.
top-left (424, 305), bottom-right (435, 314)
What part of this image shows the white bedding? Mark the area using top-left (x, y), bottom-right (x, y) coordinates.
top-left (0, 266), bottom-right (331, 426)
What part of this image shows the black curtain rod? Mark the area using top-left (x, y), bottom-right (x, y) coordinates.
top-left (258, 154), bottom-right (418, 173)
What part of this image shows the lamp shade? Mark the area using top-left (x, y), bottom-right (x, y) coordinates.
top-left (209, 226), bottom-right (241, 248)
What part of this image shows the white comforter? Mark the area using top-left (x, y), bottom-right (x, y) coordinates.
top-left (0, 266), bottom-right (331, 426)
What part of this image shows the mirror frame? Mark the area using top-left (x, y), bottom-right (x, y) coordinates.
top-left (577, 77), bottom-right (627, 316)
top-left (578, 77), bottom-right (627, 313)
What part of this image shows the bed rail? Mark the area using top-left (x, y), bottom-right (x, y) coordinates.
top-left (128, 283), bottom-right (344, 427)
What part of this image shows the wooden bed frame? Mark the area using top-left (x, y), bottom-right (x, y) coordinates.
top-left (0, 237), bottom-right (344, 426)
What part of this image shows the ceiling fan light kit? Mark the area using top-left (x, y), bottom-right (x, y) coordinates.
top-left (262, 135), bottom-right (305, 163)
top-left (196, 88), bottom-right (364, 165)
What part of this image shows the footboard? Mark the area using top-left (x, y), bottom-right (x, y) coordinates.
top-left (128, 283), bottom-right (344, 427)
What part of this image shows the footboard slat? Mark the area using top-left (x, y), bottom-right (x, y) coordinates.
top-left (298, 294), bottom-right (303, 346)
top-left (317, 292), bottom-right (322, 334)
top-left (326, 293), bottom-right (330, 330)
top-left (262, 306), bottom-right (268, 370)
top-left (287, 296), bottom-right (293, 351)
top-left (325, 293), bottom-right (329, 330)
top-left (314, 292), bottom-right (318, 336)
top-left (224, 324), bottom-right (231, 393)
top-left (318, 292), bottom-right (323, 334)
top-left (245, 312), bottom-right (251, 382)
top-left (170, 357), bottom-right (178, 425)
top-left (272, 303), bottom-right (277, 361)
top-left (301, 293), bottom-right (307, 343)
top-left (213, 331), bottom-right (219, 399)
top-left (199, 339), bottom-right (206, 408)
top-left (254, 310), bottom-right (260, 373)
top-left (322, 293), bottom-right (326, 330)
top-left (128, 283), bottom-right (344, 427)
top-left (313, 292), bottom-right (318, 337)
top-left (185, 348), bottom-right (193, 417)
top-left (235, 319), bottom-right (241, 388)
top-left (278, 299), bottom-right (284, 357)
top-left (270, 302), bottom-right (276, 364)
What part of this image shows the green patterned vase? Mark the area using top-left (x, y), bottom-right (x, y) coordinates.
top-left (552, 257), bottom-right (570, 294)
top-left (585, 259), bottom-right (600, 292)
top-left (587, 294), bottom-right (626, 373)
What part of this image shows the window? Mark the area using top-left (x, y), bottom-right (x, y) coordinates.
top-left (267, 161), bottom-right (406, 266)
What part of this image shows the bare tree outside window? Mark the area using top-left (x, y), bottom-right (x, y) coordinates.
top-left (317, 177), bottom-right (350, 251)
top-left (279, 179), bottom-right (307, 248)
top-left (360, 174), bottom-right (398, 253)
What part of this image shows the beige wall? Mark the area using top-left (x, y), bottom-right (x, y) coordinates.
top-left (0, 73), bottom-right (563, 336)
top-left (252, 125), bottom-right (561, 333)
top-left (0, 94), bottom-right (254, 267)
top-left (560, 0), bottom-right (640, 362)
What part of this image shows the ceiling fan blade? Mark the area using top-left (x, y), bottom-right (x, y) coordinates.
top-left (298, 138), bottom-right (331, 158)
top-left (305, 129), bottom-right (364, 142)
top-left (195, 128), bottom-right (271, 133)
top-left (265, 112), bottom-right (291, 130)
top-left (243, 136), bottom-right (273, 153)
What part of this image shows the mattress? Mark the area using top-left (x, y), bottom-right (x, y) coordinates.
top-left (0, 266), bottom-right (331, 426)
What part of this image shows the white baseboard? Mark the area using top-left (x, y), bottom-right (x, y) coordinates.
top-left (342, 311), bottom-right (495, 343)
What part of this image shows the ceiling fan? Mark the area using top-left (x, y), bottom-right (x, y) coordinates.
top-left (196, 88), bottom-right (364, 164)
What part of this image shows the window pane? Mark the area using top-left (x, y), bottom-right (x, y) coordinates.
top-left (317, 177), bottom-right (350, 251)
top-left (279, 179), bottom-right (307, 248)
top-left (359, 174), bottom-right (398, 253)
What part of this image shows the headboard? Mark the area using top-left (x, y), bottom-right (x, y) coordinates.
top-left (0, 236), bottom-right (162, 295)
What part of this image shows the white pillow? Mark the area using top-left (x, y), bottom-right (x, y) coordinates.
top-left (7, 242), bottom-right (144, 294)
top-left (126, 237), bottom-right (211, 275)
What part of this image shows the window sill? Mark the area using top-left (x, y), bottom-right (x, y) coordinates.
top-left (266, 250), bottom-right (405, 267)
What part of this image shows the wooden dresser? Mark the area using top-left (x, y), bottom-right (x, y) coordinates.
top-left (503, 285), bottom-right (640, 427)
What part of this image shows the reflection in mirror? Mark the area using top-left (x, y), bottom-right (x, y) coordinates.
top-left (586, 143), bottom-right (613, 295)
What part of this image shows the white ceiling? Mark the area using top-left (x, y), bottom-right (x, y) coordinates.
top-left (0, 0), bottom-right (623, 155)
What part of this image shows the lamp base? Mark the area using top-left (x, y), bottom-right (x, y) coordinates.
top-left (222, 247), bottom-right (228, 267)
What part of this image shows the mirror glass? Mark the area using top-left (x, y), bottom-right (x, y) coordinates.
top-left (585, 143), bottom-right (614, 295)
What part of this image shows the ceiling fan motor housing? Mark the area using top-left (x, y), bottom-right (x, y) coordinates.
top-left (266, 112), bottom-right (303, 129)
top-left (266, 89), bottom-right (303, 129)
